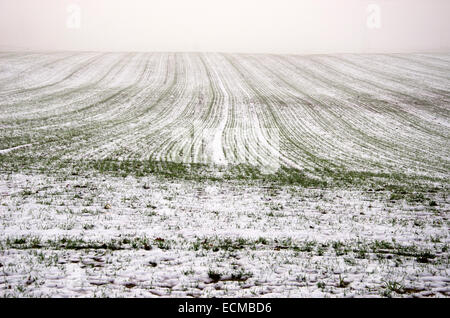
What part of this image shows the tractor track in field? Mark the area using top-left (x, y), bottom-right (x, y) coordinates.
top-left (0, 52), bottom-right (448, 179)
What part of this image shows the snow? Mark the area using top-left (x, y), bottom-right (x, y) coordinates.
top-left (0, 52), bottom-right (449, 297)
top-left (0, 144), bottom-right (32, 154)
top-left (0, 172), bottom-right (448, 297)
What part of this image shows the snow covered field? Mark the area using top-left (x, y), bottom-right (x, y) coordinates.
top-left (0, 52), bottom-right (449, 297)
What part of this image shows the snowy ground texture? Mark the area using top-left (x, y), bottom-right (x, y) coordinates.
top-left (0, 52), bottom-right (449, 298)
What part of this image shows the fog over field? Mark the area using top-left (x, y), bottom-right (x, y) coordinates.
top-left (0, 0), bottom-right (450, 54)
top-left (0, 1), bottom-right (449, 299)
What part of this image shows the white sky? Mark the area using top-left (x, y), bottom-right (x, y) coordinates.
top-left (0, 0), bottom-right (449, 54)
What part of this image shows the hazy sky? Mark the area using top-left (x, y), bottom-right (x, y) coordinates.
top-left (0, 0), bottom-right (449, 54)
